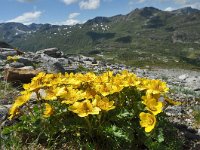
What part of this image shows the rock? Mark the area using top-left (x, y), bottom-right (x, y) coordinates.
top-left (165, 106), bottom-right (183, 116)
top-left (0, 105), bottom-right (11, 122)
top-left (9, 62), bottom-right (25, 68)
top-left (4, 66), bottom-right (41, 83)
top-left (57, 58), bottom-right (70, 66)
top-left (52, 62), bottom-right (66, 73)
top-left (17, 57), bottom-right (34, 66)
top-left (64, 66), bottom-right (78, 73)
top-left (194, 88), bottom-right (200, 91)
top-left (186, 77), bottom-right (197, 82)
top-left (36, 48), bottom-right (63, 58)
top-left (198, 129), bottom-right (200, 136)
top-left (0, 48), bottom-right (18, 59)
top-left (0, 60), bottom-right (5, 71)
top-left (178, 74), bottom-right (189, 80)
top-left (36, 53), bottom-right (67, 73)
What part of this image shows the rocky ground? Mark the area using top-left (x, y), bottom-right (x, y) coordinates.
top-left (0, 47), bottom-right (200, 149)
top-left (134, 68), bottom-right (200, 149)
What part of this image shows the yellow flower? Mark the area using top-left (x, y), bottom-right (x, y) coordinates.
top-left (94, 83), bottom-right (111, 96)
top-left (9, 92), bottom-right (31, 120)
top-left (165, 97), bottom-right (181, 106)
top-left (68, 100), bottom-right (101, 117)
top-left (32, 72), bottom-right (46, 83)
top-left (120, 70), bottom-right (140, 87)
top-left (66, 76), bottom-right (82, 87)
top-left (146, 80), bottom-right (169, 94)
top-left (8, 105), bottom-right (19, 120)
top-left (123, 75), bottom-right (140, 87)
top-left (83, 72), bottom-right (96, 83)
top-left (145, 98), bottom-right (163, 115)
top-left (13, 92), bottom-right (31, 107)
top-left (84, 88), bottom-right (97, 99)
top-left (23, 82), bottom-right (40, 92)
top-left (55, 86), bottom-right (68, 97)
top-left (95, 71), bottom-right (113, 83)
top-left (92, 95), bottom-right (115, 111)
top-left (43, 87), bottom-right (58, 100)
top-left (142, 93), bottom-right (161, 102)
top-left (137, 78), bottom-right (150, 91)
top-left (61, 87), bottom-right (86, 104)
top-left (7, 55), bottom-right (19, 62)
top-left (139, 112), bottom-right (156, 132)
top-left (42, 73), bottom-right (63, 86)
top-left (23, 72), bottom-right (46, 92)
top-left (94, 82), bottom-right (120, 96)
top-left (43, 103), bottom-right (53, 118)
top-left (142, 93), bottom-right (163, 115)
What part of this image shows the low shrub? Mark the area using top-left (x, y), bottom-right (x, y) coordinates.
top-left (1, 71), bottom-right (183, 149)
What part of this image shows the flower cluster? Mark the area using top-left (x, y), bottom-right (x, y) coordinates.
top-left (7, 55), bottom-right (19, 62)
top-left (9, 70), bottom-right (173, 132)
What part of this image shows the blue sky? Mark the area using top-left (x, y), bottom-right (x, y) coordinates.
top-left (1, 0), bottom-right (200, 25)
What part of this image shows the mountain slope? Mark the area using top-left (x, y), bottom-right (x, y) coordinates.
top-left (0, 7), bottom-right (200, 68)
top-left (0, 41), bottom-right (12, 48)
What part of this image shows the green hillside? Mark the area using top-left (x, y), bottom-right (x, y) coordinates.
top-left (0, 7), bottom-right (200, 68)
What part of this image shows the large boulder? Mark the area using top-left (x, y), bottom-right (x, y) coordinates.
top-left (4, 66), bottom-right (41, 83)
top-left (0, 48), bottom-right (18, 59)
top-left (0, 48), bottom-right (23, 60)
top-left (36, 48), bottom-right (63, 58)
top-left (35, 53), bottom-right (66, 73)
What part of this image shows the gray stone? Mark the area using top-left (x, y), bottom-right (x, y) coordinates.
top-left (64, 66), bottom-right (78, 73)
top-left (178, 74), bottom-right (189, 80)
top-left (9, 62), bottom-right (25, 68)
top-left (36, 53), bottom-right (66, 73)
top-left (198, 129), bottom-right (200, 136)
top-left (0, 49), bottom-right (17, 59)
top-left (57, 58), bottom-right (70, 65)
top-left (18, 57), bottom-right (34, 66)
top-left (185, 77), bottom-right (197, 82)
top-left (165, 106), bottom-right (183, 116)
top-left (36, 48), bottom-right (63, 58)
top-left (0, 105), bottom-right (11, 122)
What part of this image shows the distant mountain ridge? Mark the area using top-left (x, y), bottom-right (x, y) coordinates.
top-left (0, 6), bottom-right (200, 67)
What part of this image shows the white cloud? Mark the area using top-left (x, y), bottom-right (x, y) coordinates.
top-left (61, 0), bottom-right (79, 5)
top-left (69, 12), bottom-right (80, 19)
top-left (103, 0), bottom-right (112, 2)
top-left (6, 11), bottom-right (42, 25)
top-left (138, 0), bottom-right (146, 3)
top-left (62, 19), bottom-right (80, 25)
top-left (129, 0), bottom-right (145, 5)
top-left (185, 2), bottom-right (200, 9)
top-left (56, 12), bottom-right (81, 25)
top-left (17, 0), bottom-right (35, 2)
top-left (192, 2), bottom-right (200, 9)
top-left (174, 0), bottom-right (188, 5)
top-left (79, 0), bottom-right (100, 10)
top-left (164, 7), bottom-right (174, 11)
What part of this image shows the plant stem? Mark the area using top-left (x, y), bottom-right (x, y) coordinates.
top-left (85, 117), bottom-right (92, 137)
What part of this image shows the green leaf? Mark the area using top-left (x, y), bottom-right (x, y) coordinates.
top-left (157, 129), bottom-right (164, 143)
